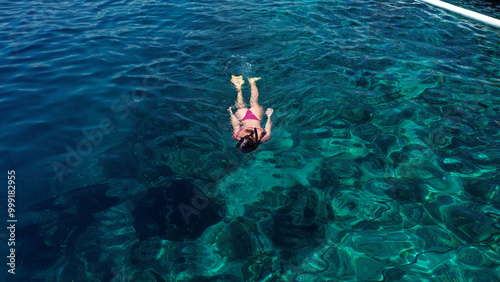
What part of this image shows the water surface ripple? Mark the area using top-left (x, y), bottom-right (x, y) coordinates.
top-left (1, 0), bottom-right (500, 281)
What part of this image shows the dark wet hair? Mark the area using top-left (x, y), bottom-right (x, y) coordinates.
top-left (236, 128), bottom-right (266, 154)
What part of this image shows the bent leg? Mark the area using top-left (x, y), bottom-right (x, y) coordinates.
top-left (248, 77), bottom-right (261, 108)
top-left (235, 89), bottom-right (246, 109)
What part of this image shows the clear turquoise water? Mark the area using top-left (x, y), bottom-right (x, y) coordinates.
top-left (1, 0), bottom-right (500, 281)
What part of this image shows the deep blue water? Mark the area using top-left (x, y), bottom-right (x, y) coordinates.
top-left (1, 0), bottom-right (500, 281)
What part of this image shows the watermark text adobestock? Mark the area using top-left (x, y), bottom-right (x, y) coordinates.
top-left (51, 90), bottom-right (148, 182)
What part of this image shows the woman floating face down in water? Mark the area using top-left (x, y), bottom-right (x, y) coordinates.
top-left (227, 76), bottom-right (274, 153)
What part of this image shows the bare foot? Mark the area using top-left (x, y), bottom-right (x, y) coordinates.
top-left (231, 75), bottom-right (244, 90)
top-left (248, 77), bottom-right (261, 84)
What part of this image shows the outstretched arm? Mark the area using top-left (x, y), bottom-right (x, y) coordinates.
top-left (262, 108), bottom-right (273, 142)
top-left (228, 107), bottom-right (240, 138)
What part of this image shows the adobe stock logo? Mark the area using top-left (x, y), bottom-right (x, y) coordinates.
top-left (51, 63), bottom-right (166, 182)
top-left (178, 187), bottom-right (210, 224)
top-left (51, 89), bottom-right (148, 182)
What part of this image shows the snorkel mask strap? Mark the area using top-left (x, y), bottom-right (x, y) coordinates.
top-left (254, 127), bottom-right (259, 143)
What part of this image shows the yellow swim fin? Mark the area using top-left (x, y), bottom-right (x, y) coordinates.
top-left (231, 75), bottom-right (244, 90)
top-left (248, 77), bottom-right (261, 84)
